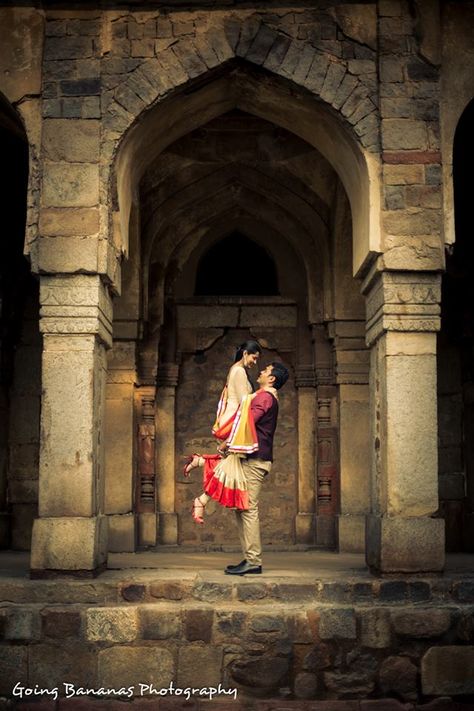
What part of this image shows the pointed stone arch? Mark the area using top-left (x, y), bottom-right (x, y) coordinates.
top-left (107, 19), bottom-right (381, 278)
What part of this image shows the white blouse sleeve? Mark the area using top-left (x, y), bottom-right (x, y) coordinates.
top-left (228, 366), bottom-right (251, 404)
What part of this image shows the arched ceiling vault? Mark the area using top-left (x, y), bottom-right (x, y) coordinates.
top-left (141, 161), bottom-right (332, 236)
top-left (144, 196), bottom-right (330, 324)
top-left (142, 168), bottom-right (330, 269)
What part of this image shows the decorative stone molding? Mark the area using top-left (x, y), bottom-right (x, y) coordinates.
top-left (315, 367), bottom-right (334, 385)
top-left (317, 398), bottom-right (332, 427)
top-left (294, 365), bottom-right (316, 389)
top-left (156, 363), bottom-right (180, 388)
top-left (362, 269), bottom-right (441, 346)
top-left (39, 275), bottom-right (113, 348)
top-left (328, 320), bottom-right (369, 384)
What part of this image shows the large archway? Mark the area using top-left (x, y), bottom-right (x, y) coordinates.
top-left (105, 81), bottom-right (369, 553)
top-left (110, 55), bottom-right (380, 277)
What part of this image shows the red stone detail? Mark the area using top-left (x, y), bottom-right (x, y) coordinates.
top-left (382, 150), bottom-right (441, 164)
top-left (317, 427), bottom-right (339, 515)
top-left (136, 390), bottom-right (156, 514)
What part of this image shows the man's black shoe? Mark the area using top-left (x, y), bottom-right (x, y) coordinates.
top-left (224, 561), bottom-right (262, 575)
top-left (225, 559), bottom-right (247, 571)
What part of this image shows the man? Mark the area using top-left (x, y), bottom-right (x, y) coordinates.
top-left (225, 361), bottom-right (289, 576)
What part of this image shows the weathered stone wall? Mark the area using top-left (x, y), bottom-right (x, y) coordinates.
top-left (0, 574), bottom-right (474, 703)
top-left (2, 0), bottom-right (474, 567)
top-left (32, 1), bottom-right (384, 283)
top-left (378, 1), bottom-right (443, 273)
top-left (175, 330), bottom-right (298, 547)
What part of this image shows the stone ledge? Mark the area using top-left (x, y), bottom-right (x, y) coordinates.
top-left (0, 575), bottom-right (471, 605)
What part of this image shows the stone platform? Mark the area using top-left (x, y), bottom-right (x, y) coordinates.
top-left (0, 550), bottom-right (473, 709)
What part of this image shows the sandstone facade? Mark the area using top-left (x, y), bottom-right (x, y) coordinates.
top-left (0, 0), bottom-right (473, 584)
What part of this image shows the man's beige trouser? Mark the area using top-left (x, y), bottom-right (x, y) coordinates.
top-left (234, 458), bottom-right (272, 566)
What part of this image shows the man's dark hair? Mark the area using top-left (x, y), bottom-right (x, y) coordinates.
top-left (270, 362), bottom-right (289, 390)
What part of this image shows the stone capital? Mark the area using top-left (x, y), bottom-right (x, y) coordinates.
top-left (294, 365), bottom-right (316, 388)
top-left (39, 274), bottom-right (113, 348)
top-left (328, 320), bottom-right (369, 384)
top-left (157, 363), bottom-right (180, 388)
top-left (362, 269), bottom-right (441, 346)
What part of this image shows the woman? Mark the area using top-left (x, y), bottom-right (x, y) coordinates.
top-left (184, 340), bottom-right (262, 524)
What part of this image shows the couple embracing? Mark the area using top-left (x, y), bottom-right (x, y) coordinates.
top-left (183, 341), bottom-right (288, 576)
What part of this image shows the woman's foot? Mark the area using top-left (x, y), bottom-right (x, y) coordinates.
top-left (183, 454), bottom-right (204, 477)
top-left (192, 496), bottom-right (205, 525)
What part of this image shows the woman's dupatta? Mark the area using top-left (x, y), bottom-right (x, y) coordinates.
top-left (212, 385), bottom-right (234, 440)
top-left (211, 386), bottom-right (258, 453)
top-left (227, 395), bottom-right (258, 454)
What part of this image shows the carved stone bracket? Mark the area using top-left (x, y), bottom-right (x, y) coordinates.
top-left (362, 269), bottom-right (441, 346)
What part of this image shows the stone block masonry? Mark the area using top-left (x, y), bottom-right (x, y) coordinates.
top-left (378, 0), bottom-right (443, 272)
top-left (34, 3), bottom-right (386, 290)
top-left (0, 574), bottom-right (473, 703)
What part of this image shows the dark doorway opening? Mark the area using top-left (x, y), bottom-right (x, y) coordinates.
top-left (194, 232), bottom-right (279, 296)
top-left (0, 97), bottom-right (41, 551)
top-left (438, 98), bottom-right (474, 550)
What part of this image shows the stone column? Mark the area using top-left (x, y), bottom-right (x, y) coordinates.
top-left (363, 269), bottom-right (445, 573)
top-left (104, 342), bottom-right (137, 553)
top-left (312, 325), bottom-right (338, 548)
top-left (329, 320), bottom-right (370, 553)
top-left (155, 363), bottom-right (180, 545)
top-left (30, 275), bottom-right (112, 576)
top-left (294, 366), bottom-right (317, 543)
top-left (135, 333), bottom-right (160, 547)
top-left (135, 386), bottom-right (157, 547)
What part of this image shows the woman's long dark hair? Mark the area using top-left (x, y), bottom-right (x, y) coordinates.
top-left (233, 340), bottom-right (262, 392)
top-left (234, 340), bottom-right (262, 363)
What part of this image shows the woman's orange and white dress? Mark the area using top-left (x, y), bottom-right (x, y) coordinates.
top-left (201, 365), bottom-right (258, 510)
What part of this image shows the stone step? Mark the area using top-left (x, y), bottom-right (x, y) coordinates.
top-left (0, 574), bottom-right (473, 605)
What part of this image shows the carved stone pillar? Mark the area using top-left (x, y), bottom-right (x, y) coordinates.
top-left (135, 331), bottom-right (160, 547)
top-left (295, 366), bottom-right (317, 543)
top-left (135, 386), bottom-right (157, 547)
top-left (30, 275), bottom-right (112, 576)
top-left (312, 325), bottom-right (339, 548)
top-left (155, 363), bottom-right (179, 545)
top-left (362, 268), bottom-right (445, 572)
top-left (315, 387), bottom-right (339, 548)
